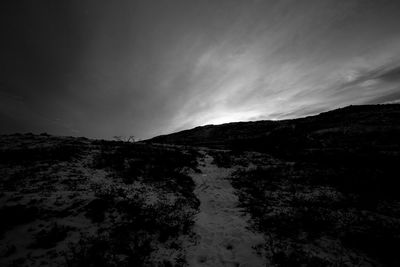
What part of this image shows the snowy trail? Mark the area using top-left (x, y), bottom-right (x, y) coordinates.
top-left (186, 153), bottom-right (266, 267)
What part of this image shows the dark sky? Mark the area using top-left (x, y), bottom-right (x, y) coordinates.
top-left (1, 0), bottom-right (400, 139)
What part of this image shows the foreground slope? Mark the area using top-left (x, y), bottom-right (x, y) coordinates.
top-left (0, 134), bottom-right (272, 267)
top-left (0, 134), bottom-right (200, 266)
top-left (0, 134), bottom-right (272, 266)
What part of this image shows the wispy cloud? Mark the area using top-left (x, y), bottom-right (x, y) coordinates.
top-left (2, 0), bottom-right (400, 138)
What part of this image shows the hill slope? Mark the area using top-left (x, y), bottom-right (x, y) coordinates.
top-left (148, 104), bottom-right (400, 155)
top-left (146, 104), bottom-right (400, 266)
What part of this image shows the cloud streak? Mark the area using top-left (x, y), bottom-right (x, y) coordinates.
top-left (1, 0), bottom-right (400, 138)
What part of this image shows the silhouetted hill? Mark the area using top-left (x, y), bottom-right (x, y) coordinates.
top-left (148, 104), bottom-right (400, 156)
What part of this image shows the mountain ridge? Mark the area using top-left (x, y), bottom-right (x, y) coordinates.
top-left (147, 103), bottom-right (400, 154)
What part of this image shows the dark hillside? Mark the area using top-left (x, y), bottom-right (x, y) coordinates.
top-left (147, 104), bottom-right (400, 265)
top-left (148, 104), bottom-right (400, 155)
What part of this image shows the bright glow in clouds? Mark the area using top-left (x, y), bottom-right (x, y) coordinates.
top-left (1, 0), bottom-right (400, 139)
top-left (165, 39), bottom-right (400, 134)
top-left (160, 1), bottom-right (400, 136)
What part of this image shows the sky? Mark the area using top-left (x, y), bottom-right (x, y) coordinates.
top-left (1, 0), bottom-right (400, 139)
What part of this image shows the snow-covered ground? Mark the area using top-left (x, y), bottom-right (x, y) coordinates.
top-left (186, 153), bottom-right (266, 266)
top-left (3, 134), bottom-right (395, 266)
top-left (0, 134), bottom-right (200, 266)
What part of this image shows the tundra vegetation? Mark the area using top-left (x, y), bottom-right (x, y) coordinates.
top-left (0, 134), bottom-right (200, 266)
top-left (1, 104), bottom-right (400, 266)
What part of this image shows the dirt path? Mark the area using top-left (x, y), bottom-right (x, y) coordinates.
top-left (186, 153), bottom-right (266, 267)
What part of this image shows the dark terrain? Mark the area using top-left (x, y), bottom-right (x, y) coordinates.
top-left (150, 104), bottom-right (400, 155)
top-left (0, 135), bottom-right (201, 266)
top-left (151, 104), bottom-right (400, 266)
top-left (1, 104), bottom-right (400, 266)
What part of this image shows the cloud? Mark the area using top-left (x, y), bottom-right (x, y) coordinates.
top-left (2, 0), bottom-right (400, 139)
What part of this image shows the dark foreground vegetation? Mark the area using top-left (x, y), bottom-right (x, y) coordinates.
top-left (1, 104), bottom-right (400, 266)
top-left (152, 104), bottom-right (400, 266)
top-left (0, 134), bottom-right (200, 266)
top-left (227, 151), bottom-right (400, 266)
